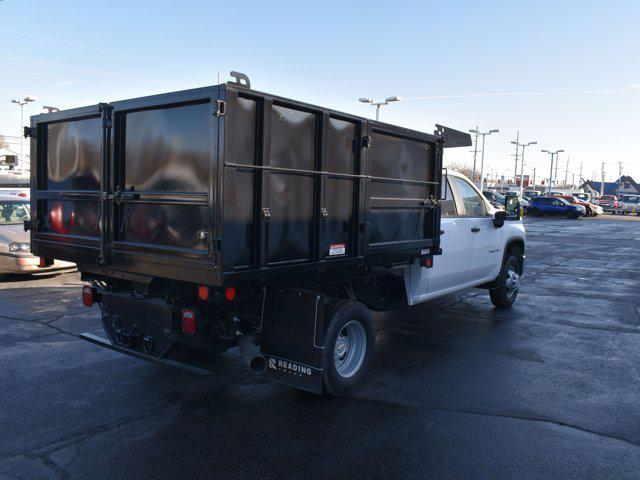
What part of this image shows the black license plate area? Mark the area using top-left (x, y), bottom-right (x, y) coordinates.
top-left (102, 293), bottom-right (175, 359)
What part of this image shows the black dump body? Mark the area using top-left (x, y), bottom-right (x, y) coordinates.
top-left (27, 81), bottom-right (467, 288)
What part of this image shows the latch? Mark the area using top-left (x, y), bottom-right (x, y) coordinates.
top-left (361, 135), bottom-right (373, 149)
top-left (320, 208), bottom-right (328, 219)
top-left (23, 126), bottom-right (36, 139)
top-left (215, 99), bottom-right (226, 118)
top-left (261, 207), bottom-right (271, 220)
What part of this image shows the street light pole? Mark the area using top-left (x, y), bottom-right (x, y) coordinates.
top-left (511, 137), bottom-right (536, 195)
top-left (11, 96), bottom-right (36, 174)
top-left (359, 96), bottom-right (402, 122)
top-left (469, 126), bottom-right (479, 182)
top-left (469, 128), bottom-right (499, 189)
top-left (519, 141), bottom-right (537, 195)
top-left (541, 149), bottom-right (564, 193)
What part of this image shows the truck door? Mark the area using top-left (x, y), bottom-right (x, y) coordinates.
top-left (106, 88), bottom-right (220, 283)
top-left (448, 176), bottom-right (502, 282)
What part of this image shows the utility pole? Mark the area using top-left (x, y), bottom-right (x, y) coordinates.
top-left (563, 157), bottom-right (569, 187)
top-left (617, 162), bottom-right (623, 194)
top-left (512, 131), bottom-right (520, 182)
top-left (601, 162), bottom-right (605, 197)
top-left (533, 167), bottom-right (536, 188)
top-left (554, 153), bottom-right (560, 186)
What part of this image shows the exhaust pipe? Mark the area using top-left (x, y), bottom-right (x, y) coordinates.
top-left (237, 335), bottom-right (267, 374)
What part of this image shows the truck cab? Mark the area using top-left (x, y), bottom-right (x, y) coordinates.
top-left (406, 171), bottom-right (524, 307)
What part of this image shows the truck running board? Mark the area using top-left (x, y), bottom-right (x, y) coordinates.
top-left (78, 333), bottom-right (213, 377)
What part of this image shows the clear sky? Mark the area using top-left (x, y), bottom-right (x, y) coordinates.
top-left (1, 0), bottom-right (638, 183)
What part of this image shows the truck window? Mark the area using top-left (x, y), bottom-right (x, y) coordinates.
top-left (441, 177), bottom-right (457, 216)
top-left (450, 176), bottom-right (486, 216)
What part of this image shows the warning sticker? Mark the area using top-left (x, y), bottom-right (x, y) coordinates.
top-left (329, 243), bottom-right (346, 256)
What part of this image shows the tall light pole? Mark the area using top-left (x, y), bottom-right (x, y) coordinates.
top-left (359, 96), bottom-right (402, 121)
top-left (469, 128), bottom-right (499, 189)
top-left (541, 149), bottom-right (564, 193)
top-left (517, 141), bottom-right (537, 195)
top-left (469, 126), bottom-right (479, 182)
top-left (11, 96), bottom-right (36, 174)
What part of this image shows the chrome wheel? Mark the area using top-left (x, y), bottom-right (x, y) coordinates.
top-left (334, 320), bottom-right (367, 378)
top-left (505, 266), bottom-right (520, 299)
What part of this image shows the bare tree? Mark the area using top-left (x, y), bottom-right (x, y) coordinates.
top-left (445, 161), bottom-right (474, 180)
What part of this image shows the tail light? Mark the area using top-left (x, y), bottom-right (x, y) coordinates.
top-left (225, 286), bottom-right (237, 301)
top-left (82, 286), bottom-right (94, 307)
top-left (197, 285), bottom-right (210, 301)
top-left (181, 309), bottom-right (197, 335)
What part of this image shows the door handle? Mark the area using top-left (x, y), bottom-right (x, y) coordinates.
top-left (471, 227), bottom-right (481, 233)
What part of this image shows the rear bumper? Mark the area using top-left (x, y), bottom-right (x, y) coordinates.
top-left (79, 333), bottom-right (212, 376)
top-left (0, 253), bottom-right (75, 274)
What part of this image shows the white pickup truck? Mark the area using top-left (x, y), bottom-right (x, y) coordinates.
top-left (406, 170), bottom-right (525, 309)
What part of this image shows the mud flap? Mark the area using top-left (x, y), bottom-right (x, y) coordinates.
top-left (260, 288), bottom-right (326, 394)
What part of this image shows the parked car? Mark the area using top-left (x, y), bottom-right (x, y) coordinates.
top-left (0, 195), bottom-right (75, 276)
top-left (619, 194), bottom-right (640, 215)
top-left (573, 192), bottom-right (593, 203)
top-left (528, 196), bottom-right (586, 218)
top-left (556, 195), bottom-right (598, 216)
top-left (482, 190), bottom-right (506, 210)
top-left (594, 195), bottom-right (620, 212)
top-left (523, 189), bottom-right (541, 198)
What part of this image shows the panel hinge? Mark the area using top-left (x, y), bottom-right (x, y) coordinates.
top-left (23, 219), bottom-right (38, 231)
top-left (23, 126), bottom-right (36, 139)
top-left (99, 102), bottom-right (113, 128)
top-left (215, 99), bottom-right (226, 118)
top-left (361, 135), bottom-right (373, 149)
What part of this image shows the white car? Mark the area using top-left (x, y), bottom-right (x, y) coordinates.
top-left (406, 170), bottom-right (525, 308)
top-left (0, 195), bottom-right (75, 276)
top-left (619, 195), bottom-right (640, 215)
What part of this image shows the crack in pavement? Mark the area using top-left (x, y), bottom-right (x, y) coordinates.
top-left (356, 396), bottom-right (640, 450)
top-left (0, 314), bottom-right (79, 342)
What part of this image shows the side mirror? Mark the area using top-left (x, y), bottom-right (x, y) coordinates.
top-left (493, 210), bottom-right (506, 228)
top-left (505, 195), bottom-right (520, 220)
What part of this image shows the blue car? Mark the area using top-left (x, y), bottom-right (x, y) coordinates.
top-left (528, 196), bottom-right (586, 219)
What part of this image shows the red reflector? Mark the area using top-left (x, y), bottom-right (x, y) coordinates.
top-left (225, 286), bottom-right (236, 301)
top-left (425, 258), bottom-right (432, 268)
top-left (18, 192), bottom-right (27, 198)
top-left (39, 257), bottom-right (45, 268)
top-left (82, 286), bottom-right (93, 307)
top-left (197, 285), bottom-right (210, 301)
top-left (181, 309), bottom-right (196, 335)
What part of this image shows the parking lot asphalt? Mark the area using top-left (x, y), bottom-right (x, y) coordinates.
top-left (1, 216), bottom-right (639, 479)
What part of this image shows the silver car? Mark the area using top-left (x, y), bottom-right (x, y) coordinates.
top-left (0, 195), bottom-right (75, 276)
top-left (619, 195), bottom-right (640, 215)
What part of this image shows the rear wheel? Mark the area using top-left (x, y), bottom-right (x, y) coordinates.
top-left (322, 300), bottom-right (376, 396)
top-left (490, 253), bottom-right (522, 308)
top-left (531, 208), bottom-right (542, 217)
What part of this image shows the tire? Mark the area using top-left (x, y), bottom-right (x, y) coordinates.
top-left (531, 208), bottom-right (542, 217)
top-left (322, 300), bottom-right (376, 396)
top-left (490, 253), bottom-right (522, 309)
